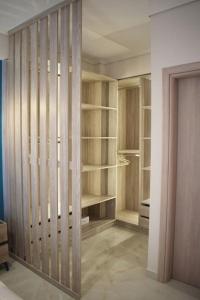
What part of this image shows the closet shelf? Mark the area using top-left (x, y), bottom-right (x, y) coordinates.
top-left (117, 209), bottom-right (139, 226)
top-left (141, 198), bottom-right (150, 206)
top-left (142, 166), bottom-right (151, 171)
top-left (82, 164), bottom-right (116, 172)
top-left (118, 149), bottom-right (140, 155)
top-left (82, 194), bottom-right (115, 208)
top-left (82, 136), bottom-right (117, 140)
top-left (142, 106), bottom-right (151, 109)
top-left (142, 137), bottom-right (151, 140)
top-left (82, 103), bottom-right (117, 111)
top-left (43, 194), bottom-right (116, 218)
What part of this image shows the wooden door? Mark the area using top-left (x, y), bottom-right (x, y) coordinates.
top-left (173, 76), bottom-right (200, 288)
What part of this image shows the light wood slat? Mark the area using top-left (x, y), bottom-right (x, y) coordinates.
top-left (21, 28), bottom-right (31, 263)
top-left (7, 35), bottom-right (16, 253)
top-left (60, 5), bottom-right (70, 287)
top-left (39, 17), bottom-right (49, 275)
top-left (14, 31), bottom-right (25, 259)
top-left (49, 11), bottom-right (59, 281)
top-left (30, 22), bottom-right (40, 269)
top-left (2, 61), bottom-right (11, 241)
top-left (72, 0), bottom-right (82, 294)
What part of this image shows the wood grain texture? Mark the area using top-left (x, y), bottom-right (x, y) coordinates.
top-left (125, 156), bottom-right (139, 211)
top-left (14, 31), bottom-right (25, 259)
top-left (173, 76), bottom-right (200, 288)
top-left (49, 11), bottom-right (59, 281)
top-left (2, 61), bottom-right (10, 242)
top-left (60, 5), bottom-right (70, 287)
top-left (7, 35), bottom-right (16, 253)
top-left (126, 88), bottom-right (139, 150)
top-left (39, 17), bottom-right (49, 275)
top-left (7, 1), bottom-right (81, 298)
top-left (30, 22), bottom-right (40, 269)
top-left (117, 84), bottom-right (141, 218)
top-left (118, 89), bottom-right (126, 150)
top-left (72, 0), bottom-right (82, 294)
top-left (139, 78), bottom-right (151, 229)
top-left (21, 28), bottom-right (31, 263)
top-left (117, 77), bottom-right (151, 228)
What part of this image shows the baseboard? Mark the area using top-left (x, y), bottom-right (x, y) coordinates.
top-left (146, 269), bottom-right (157, 280)
top-left (115, 219), bottom-right (148, 234)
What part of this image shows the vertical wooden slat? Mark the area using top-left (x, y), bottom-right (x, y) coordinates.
top-left (60, 5), bottom-right (70, 287)
top-left (49, 11), bottom-right (58, 281)
top-left (2, 61), bottom-right (10, 234)
top-left (72, 0), bottom-right (82, 294)
top-left (21, 28), bottom-right (31, 263)
top-left (39, 16), bottom-right (49, 275)
top-left (30, 22), bottom-right (40, 269)
top-left (7, 35), bottom-right (16, 253)
top-left (139, 80), bottom-right (144, 214)
top-left (14, 31), bottom-right (25, 259)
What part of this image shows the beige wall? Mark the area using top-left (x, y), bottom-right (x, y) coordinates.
top-left (148, 0), bottom-right (200, 274)
top-left (0, 33), bottom-right (8, 59)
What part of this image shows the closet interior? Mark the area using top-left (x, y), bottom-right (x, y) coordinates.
top-left (80, 74), bottom-right (151, 233)
top-left (81, 72), bottom-right (117, 238)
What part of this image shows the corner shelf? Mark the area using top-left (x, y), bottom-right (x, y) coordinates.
top-left (82, 103), bottom-right (117, 111)
top-left (142, 106), bottom-right (151, 109)
top-left (82, 136), bottom-right (117, 140)
top-left (82, 164), bottom-right (117, 172)
top-left (118, 149), bottom-right (140, 155)
top-left (68, 194), bottom-right (116, 213)
top-left (82, 194), bottom-right (115, 208)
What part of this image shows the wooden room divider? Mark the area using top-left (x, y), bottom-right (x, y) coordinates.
top-left (2, 0), bottom-right (82, 298)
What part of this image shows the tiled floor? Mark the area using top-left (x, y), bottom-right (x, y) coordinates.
top-left (0, 225), bottom-right (200, 300)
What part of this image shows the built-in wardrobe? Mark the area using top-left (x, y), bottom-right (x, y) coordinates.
top-left (117, 77), bottom-right (151, 229)
top-left (2, 0), bottom-right (151, 299)
top-left (81, 75), bottom-right (151, 234)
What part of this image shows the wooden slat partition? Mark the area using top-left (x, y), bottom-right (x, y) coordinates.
top-left (5, 1), bottom-right (82, 298)
top-left (39, 17), bottom-right (49, 275)
top-left (60, 5), bottom-right (70, 287)
top-left (21, 28), bottom-right (31, 264)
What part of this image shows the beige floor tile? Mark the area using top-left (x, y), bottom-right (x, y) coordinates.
top-left (0, 225), bottom-right (200, 300)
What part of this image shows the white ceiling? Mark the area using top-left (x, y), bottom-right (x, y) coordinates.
top-left (0, 0), bottom-right (151, 64)
top-left (83, 0), bottom-right (150, 63)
